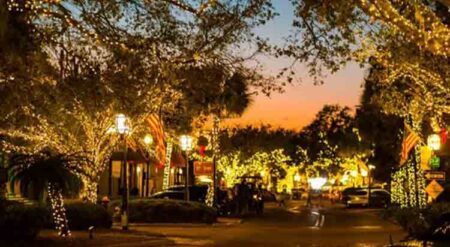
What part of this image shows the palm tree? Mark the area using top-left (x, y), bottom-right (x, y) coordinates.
top-left (9, 151), bottom-right (80, 237)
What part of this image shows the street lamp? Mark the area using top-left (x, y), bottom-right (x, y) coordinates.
top-left (144, 134), bottom-right (153, 145)
top-left (308, 177), bottom-right (327, 190)
top-left (367, 165), bottom-right (375, 207)
top-left (116, 114), bottom-right (130, 230)
top-left (427, 134), bottom-right (441, 151)
top-left (143, 134), bottom-right (153, 197)
top-left (180, 135), bottom-right (193, 201)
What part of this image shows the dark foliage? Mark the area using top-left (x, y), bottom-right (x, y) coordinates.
top-left (385, 203), bottom-right (450, 240)
top-left (110, 199), bottom-right (217, 224)
top-left (0, 199), bottom-right (48, 240)
top-left (64, 202), bottom-right (112, 230)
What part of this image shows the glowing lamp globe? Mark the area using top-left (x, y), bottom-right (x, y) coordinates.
top-left (360, 169), bottom-right (368, 177)
top-left (179, 135), bottom-right (193, 151)
top-left (427, 134), bottom-right (441, 151)
top-left (144, 134), bottom-right (153, 145)
top-left (308, 177), bottom-right (327, 190)
top-left (115, 114), bottom-right (129, 134)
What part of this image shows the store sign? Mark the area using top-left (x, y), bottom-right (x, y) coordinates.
top-left (425, 180), bottom-right (444, 200)
top-left (424, 171), bottom-right (446, 181)
top-left (194, 161), bottom-right (213, 176)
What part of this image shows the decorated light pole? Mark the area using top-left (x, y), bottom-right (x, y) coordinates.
top-left (116, 114), bottom-right (130, 230)
top-left (180, 135), bottom-right (193, 201)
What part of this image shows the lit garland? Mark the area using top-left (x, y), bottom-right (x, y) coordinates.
top-left (217, 149), bottom-right (291, 188)
top-left (358, 0), bottom-right (450, 57)
top-left (48, 182), bottom-right (70, 237)
top-left (162, 141), bottom-right (173, 191)
top-left (205, 184), bottom-right (214, 207)
top-left (391, 121), bottom-right (427, 209)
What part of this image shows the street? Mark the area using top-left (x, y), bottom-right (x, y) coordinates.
top-left (128, 200), bottom-right (406, 246)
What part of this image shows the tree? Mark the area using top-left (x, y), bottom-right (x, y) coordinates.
top-left (356, 64), bottom-right (404, 181)
top-left (281, 0), bottom-right (449, 83)
top-left (1, 1), bottom-right (281, 202)
top-left (9, 151), bottom-right (81, 237)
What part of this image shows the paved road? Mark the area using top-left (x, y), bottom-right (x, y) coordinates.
top-left (132, 201), bottom-right (407, 246)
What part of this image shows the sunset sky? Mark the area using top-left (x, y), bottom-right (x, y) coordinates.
top-left (222, 1), bottom-right (365, 130)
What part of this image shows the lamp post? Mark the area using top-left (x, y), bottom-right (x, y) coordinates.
top-left (143, 134), bottom-right (153, 197)
top-left (116, 114), bottom-right (130, 230)
top-left (180, 135), bottom-right (193, 201)
top-left (367, 165), bottom-right (375, 207)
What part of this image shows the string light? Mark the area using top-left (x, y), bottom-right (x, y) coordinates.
top-left (162, 141), bottom-right (173, 191)
top-left (48, 182), bottom-right (71, 237)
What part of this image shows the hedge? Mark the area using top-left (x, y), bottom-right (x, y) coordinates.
top-left (0, 199), bottom-right (48, 240)
top-left (64, 202), bottom-right (112, 230)
top-left (110, 199), bottom-right (217, 224)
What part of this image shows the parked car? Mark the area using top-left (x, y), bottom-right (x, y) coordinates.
top-left (167, 185), bottom-right (208, 202)
top-left (341, 187), bottom-right (364, 203)
top-left (345, 189), bottom-right (390, 208)
top-left (150, 191), bottom-right (184, 200)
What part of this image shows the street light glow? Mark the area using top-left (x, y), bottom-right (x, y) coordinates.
top-left (144, 134), bottom-right (153, 145)
top-left (115, 114), bottom-right (129, 134)
top-left (427, 134), bottom-right (441, 151)
top-left (179, 135), bottom-right (193, 151)
top-left (361, 169), bottom-right (368, 177)
top-left (308, 177), bottom-right (327, 190)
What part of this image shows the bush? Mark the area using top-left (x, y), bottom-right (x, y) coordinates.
top-left (110, 199), bottom-right (217, 224)
top-left (0, 199), bottom-right (48, 240)
top-left (388, 203), bottom-right (450, 239)
top-left (64, 201), bottom-right (112, 230)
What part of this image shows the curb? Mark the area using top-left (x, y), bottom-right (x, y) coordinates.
top-left (112, 218), bottom-right (243, 228)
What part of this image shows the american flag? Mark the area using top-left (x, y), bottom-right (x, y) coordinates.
top-left (146, 114), bottom-right (165, 163)
top-left (400, 126), bottom-right (420, 165)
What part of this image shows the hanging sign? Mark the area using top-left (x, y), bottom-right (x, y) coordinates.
top-left (194, 161), bottom-right (213, 176)
top-left (424, 171), bottom-right (446, 181)
top-left (430, 156), bottom-right (440, 170)
top-left (425, 180), bottom-right (444, 200)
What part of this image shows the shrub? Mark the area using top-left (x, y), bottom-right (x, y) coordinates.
top-left (110, 199), bottom-right (217, 224)
top-left (388, 203), bottom-right (450, 239)
top-left (64, 201), bottom-right (112, 230)
top-left (0, 199), bottom-right (48, 240)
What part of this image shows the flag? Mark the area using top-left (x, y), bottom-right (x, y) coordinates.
top-left (146, 115), bottom-right (165, 163)
top-left (400, 126), bottom-right (420, 165)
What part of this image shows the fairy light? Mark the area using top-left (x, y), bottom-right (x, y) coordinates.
top-left (162, 141), bottom-right (173, 190)
top-left (48, 182), bottom-right (71, 237)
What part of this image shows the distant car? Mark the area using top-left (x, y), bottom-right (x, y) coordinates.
top-left (346, 189), bottom-right (390, 208)
top-left (150, 191), bottom-right (184, 200)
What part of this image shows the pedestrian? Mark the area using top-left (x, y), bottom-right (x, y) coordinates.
top-left (306, 190), bottom-right (312, 208)
top-left (237, 179), bottom-right (250, 216)
top-left (279, 188), bottom-right (287, 207)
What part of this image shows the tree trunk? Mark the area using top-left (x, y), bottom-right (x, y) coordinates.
top-left (48, 182), bottom-right (70, 237)
top-left (80, 178), bottom-right (98, 203)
